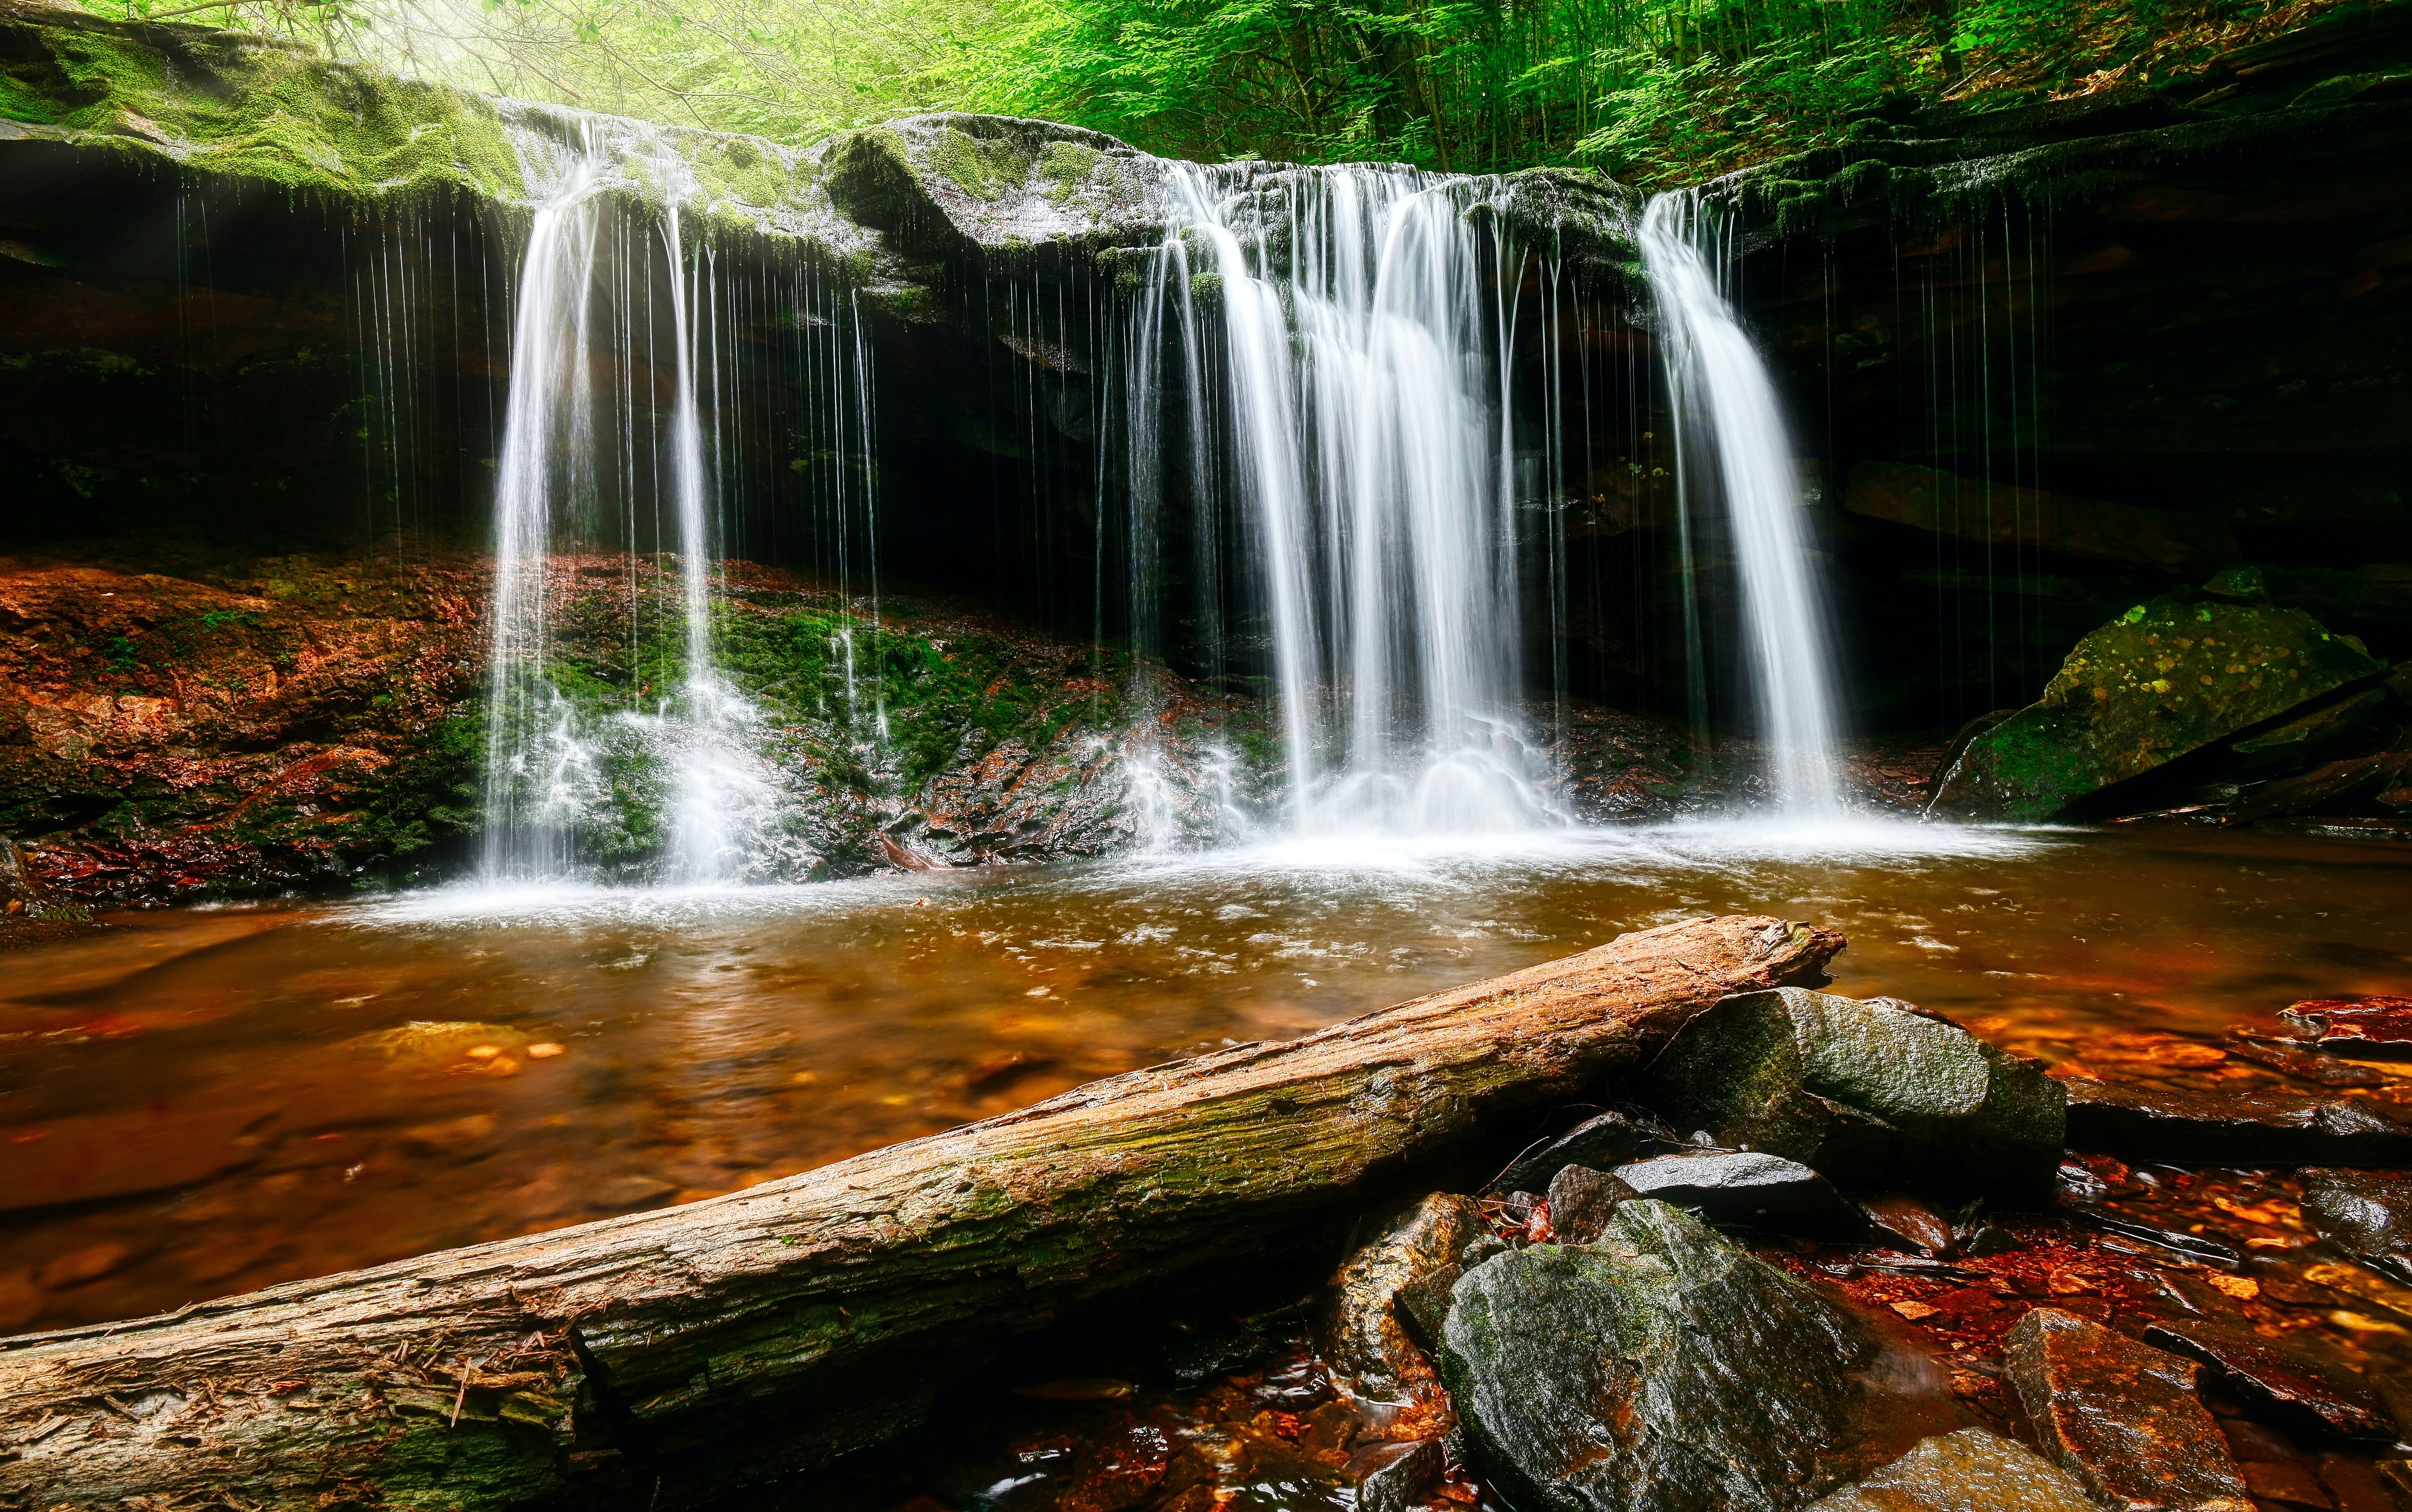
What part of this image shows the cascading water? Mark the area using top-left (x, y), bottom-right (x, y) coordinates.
top-left (479, 108), bottom-right (839, 886)
top-left (1130, 164), bottom-right (1566, 838)
top-left (1638, 191), bottom-right (1846, 818)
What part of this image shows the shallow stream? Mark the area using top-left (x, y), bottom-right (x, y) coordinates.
top-left (6, 820), bottom-right (2411, 1335)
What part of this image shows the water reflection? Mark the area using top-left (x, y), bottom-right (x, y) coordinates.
top-left (3, 822), bottom-right (2408, 1330)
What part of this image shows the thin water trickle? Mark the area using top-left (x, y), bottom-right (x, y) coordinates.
top-left (1641, 191), bottom-right (1846, 819)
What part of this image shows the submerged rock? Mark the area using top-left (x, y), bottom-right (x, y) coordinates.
top-left (1610, 1151), bottom-right (1867, 1240)
top-left (2061, 1077), bottom-right (2412, 1166)
top-left (2298, 1166), bottom-right (2412, 1285)
top-left (1929, 593), bottom-right (2384, 822)
top-left (1319, 1193), bottom-right (1486, 1439)
top-left (1806, 1428), bottom-right (2095, 1512)
top-left (1435, 1199), bottom-right (1871, 1512)
top-left (2280, 995), bottom-right (2412, 1058)
top-left (2003, 1307), bottom-right (2253, 1512)
top-left (1645, 988), bottom-right (2064, 1195)
top-left (2138, 1319), bottom-right (2396, 1440)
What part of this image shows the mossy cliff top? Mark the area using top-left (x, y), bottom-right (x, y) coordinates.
top-left (0, 0), bottom-right (524, 199)
top-left (0, 0), bottom-right (869, 246)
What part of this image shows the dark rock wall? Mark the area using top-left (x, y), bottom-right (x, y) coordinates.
top-left (4, 79), bottom-right (2406, 751)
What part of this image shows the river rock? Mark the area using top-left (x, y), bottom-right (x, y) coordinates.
top-left (2138, 1319), bottom-right (2396, 1439)
top-left (1435, 1199), bottom-right (1870, 1512)
top-left (1319, 1193), bottom-right (1486, 1437)
top-left (1645, 987), bottom-right (2065, 1195)
top-left (1353, 1437), bottom-right (1445, 1512)
top-left (2061, 1077), bottom-right (2412, 1166)
top-left (2003, 1307), bottom-right (2253, 1512)
top-left (1806, 1428), bottom-right (2096, 1512)
top-left (1544, 1163), bottom-right (1636, 1245)
top-left (1860, 1193), bottom-right (1956, 1257)
top-left (2280, 996), bottom-right (2412, 1058)
top-left (1929, 593), bottom-right (2385, 822)
top-left (1488, 1110), bottom-right (1656, 1197)
top-left (1610, 1151), bottom-right (1868, 1240)
top-left (2298, 1166), bottom-right (2412, 1285)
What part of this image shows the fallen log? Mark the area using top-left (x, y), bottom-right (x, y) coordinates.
top-left (0, 913), bottom-right (1842, 1510)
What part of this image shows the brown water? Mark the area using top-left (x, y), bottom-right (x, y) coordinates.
top-left (5, 819), bottom-right (2411, 1333)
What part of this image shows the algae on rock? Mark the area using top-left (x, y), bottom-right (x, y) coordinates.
top-left (1930, 591), bottom-right (2386, 821)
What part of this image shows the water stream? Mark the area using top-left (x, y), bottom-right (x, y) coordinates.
top-left (1128, 164), bottom-right (1565, 837)
top-left (1640, 191), bottom-right (1846, 818)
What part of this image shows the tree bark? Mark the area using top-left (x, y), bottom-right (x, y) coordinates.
top-left (0, 913), bottom-right (1843, 1511)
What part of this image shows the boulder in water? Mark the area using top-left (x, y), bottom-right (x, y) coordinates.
top-left (1806, 1428), bottom-right (2096, 1512)
top-left (2003, 1307), bottom-right (2253, 1512)
top-left (1644, 987), bottom-right (2065, 1195)
top-left (2280, 995), bottom-right (2412, 1058)
top-left (1929, 592), bottom-right (2384, 822)
top-left (1434, 1199), bottom-right (1871, 1512)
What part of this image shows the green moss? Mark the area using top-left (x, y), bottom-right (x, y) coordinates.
top-left (1036, 138), bottom-right (1102, 204)
top-left (0, 11), bottom-right (524, 200)
top-left (921, 125), bottom-right (1032, 200)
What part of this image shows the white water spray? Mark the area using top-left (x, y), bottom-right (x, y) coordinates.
top-left (1139, 164), bottom-right (1565, 838)
top-left (1639, 192), bottom-right (1845, 817)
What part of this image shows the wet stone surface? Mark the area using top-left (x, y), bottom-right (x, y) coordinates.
top-left (2064, 1075), bottom-right (2412, 1167)
top-left (2003, 1306), bottom-right (2255, 1512)
top-left (1806, 1428), bottom-right (2095, 1512)
top-left (1434, 1201), bottom-right (1874, 1512)
top-left (1645, 987), bottom-right (2065, 1196)
top-left (1609, 1150), bottom-right (1869, 1240)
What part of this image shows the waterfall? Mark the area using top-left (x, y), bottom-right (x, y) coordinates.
top-left (1638, 192), bottom-right (1845, 818)
top-left (1134, 164), bottom-right (1565, 838)
top-left (478, 110), bottom-right (812, 885)
top-left (481, 121), bottom-right (610, 881)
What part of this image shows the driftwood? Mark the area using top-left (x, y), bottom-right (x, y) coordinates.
top-left (0, 913), bottom-right (1842, 1510)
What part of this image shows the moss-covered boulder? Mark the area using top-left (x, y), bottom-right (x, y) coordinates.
top-left (1434, 1200), bottom-right (1871, 1512)
top-left (1644, 987), bottom-right (2065, 1196)
top-left (1930, 592), bottom-right (2385, 821)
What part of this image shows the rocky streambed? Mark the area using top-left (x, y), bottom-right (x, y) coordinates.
top-left (810, 984), bottom-right (2412, 1512)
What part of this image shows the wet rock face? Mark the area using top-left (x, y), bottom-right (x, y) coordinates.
top-left (1645, 988), bottom-right (2065, 1195)
top-left (1608, 1151), bottom-right (1866, 1240)
top-left (1543, 1163), bottom-right (1636, 1245)
top-left (2281, 996), bottom-right (2412, 1058)
top-left (2002, 1307), bottom-right (2253, 1512)
top-left (1929, 593), bottom-right (2385, 823)
top-left (1806, 1428), bottom-right (2095, 1512)
top-left (2138, 1320), bottom-right (2397, 1440)
top-left (1318, 1193), bottom-right (1487, 1440)
top-left (1435, 1199), bottom-right (1871, 1512)
top-left (2298, 1167), bottom-right (2412, 1284)
top-left (2061, 1077), bottom-right (2412, 1167)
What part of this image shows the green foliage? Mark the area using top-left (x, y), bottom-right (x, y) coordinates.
top-left (74, 0), bottom-right (2353, 188)
top-left (955, 0), bottom-right (2347, 183)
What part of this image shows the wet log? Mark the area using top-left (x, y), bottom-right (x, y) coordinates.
top-left (0, 913), bottom-right (1842, 1511)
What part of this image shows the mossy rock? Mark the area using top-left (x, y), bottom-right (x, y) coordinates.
top-left (1434, 1201), bottom-right (1870, 1512)
top-left (0, 0), bottom-right (522, 199)
top-left (1931, 591), bottom-right (2386, 821)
